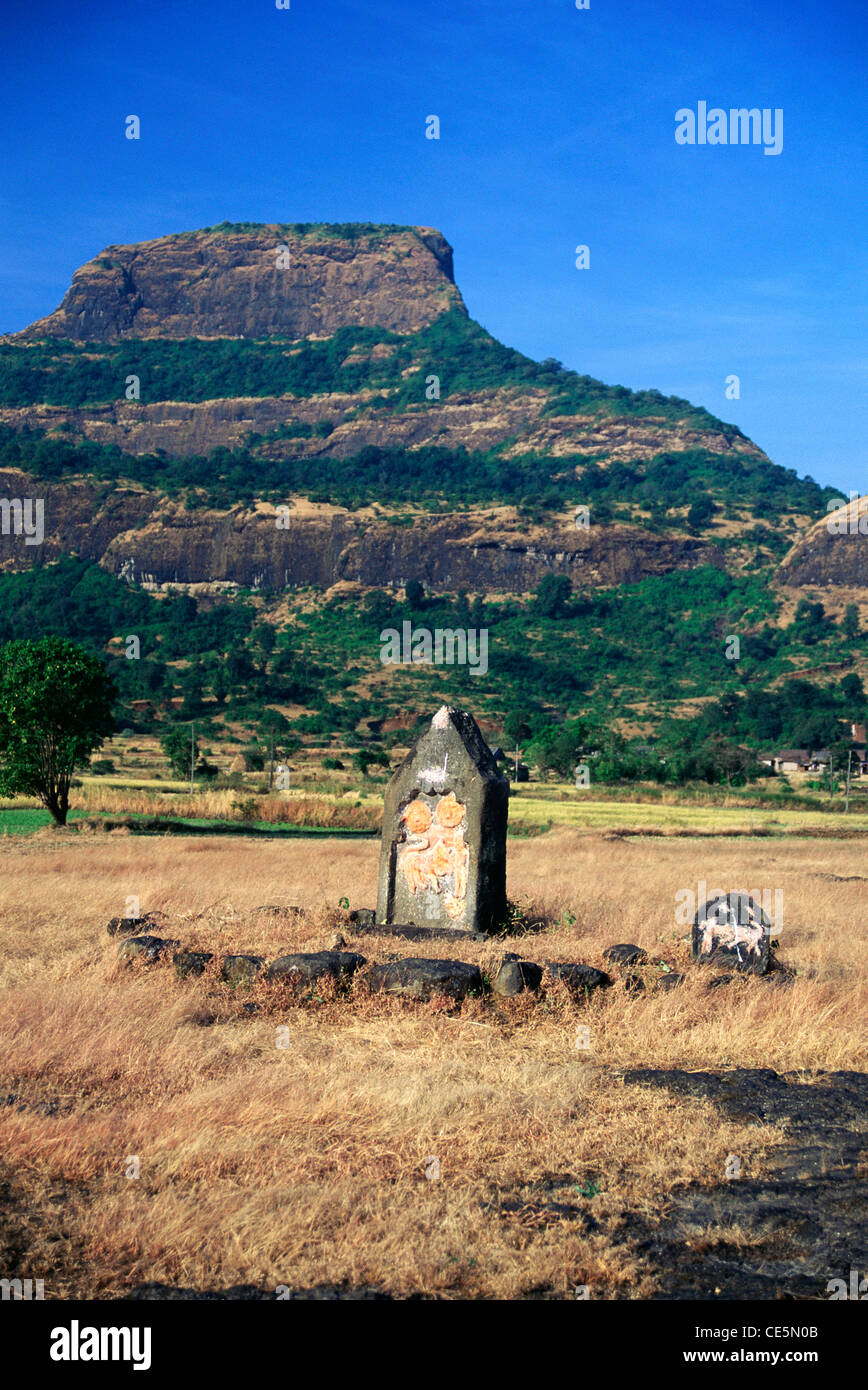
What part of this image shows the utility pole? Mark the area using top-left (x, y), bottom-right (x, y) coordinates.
top-left (190, 721), bottom-right (195, 794)
top-left (268, 728), bottom-right (275, 791)
top-left (845, 750), bottom-right (853, 814)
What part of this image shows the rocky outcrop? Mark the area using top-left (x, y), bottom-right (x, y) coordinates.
top-left (0, 468), bottom-right (721, 591)
top-left (12, 224), bottom-right (465, 342)
top-left (777, 495), bottom-right (868, 587)
top-left (0, 392), bottom-right (762, 464)
top-left (0, 219), bottom-right (792, 601)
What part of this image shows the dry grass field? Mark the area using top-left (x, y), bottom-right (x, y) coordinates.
top-left (0, 828), bottom-right (865, 1300)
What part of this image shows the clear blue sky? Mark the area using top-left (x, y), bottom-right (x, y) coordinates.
top-left (1, 0), bottom-right (865, 493)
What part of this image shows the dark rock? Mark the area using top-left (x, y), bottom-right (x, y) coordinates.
top-left (174, 950), bottom-right (213, 979)
top-left (107, 915), bottom-right (156, 936)
top-left (762, 969), bottom-right (796, 990)
top-left (706, 973), bottom-right (735, 990)
top-left (623, 972), bottom-right (645, 994)
top-left (545, 962), bottom-right (612, 995)
top-left (220, 955), bottom-right (265, 987)
top-left (367, 957), bottom-right (482, 1002)
top-left (347, 908), bottom-right (376, 926)
top-left (603, 943), bottom-right (648, 967)
top-left (492, 959), bottom-right (543, 997)
top-left (376, 705), bottom-right (508, 935)
top-left (117, 935), bottom-right (179, 964)
top-left (692, 892), bottom-right (771, 975)
top-left (656, 972), bottom-right (685, 992)
top-left (266, 951), bottom-right (366, 986)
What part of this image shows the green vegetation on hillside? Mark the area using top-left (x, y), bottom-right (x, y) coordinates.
top-left (0, 560), bottom-right (863, 784)
top-left (177, 220), bottom-right (415, 242)
top-left (0, 419), bottom-right (841, 522)
top-left (0, 311), bottom-right (732, 428)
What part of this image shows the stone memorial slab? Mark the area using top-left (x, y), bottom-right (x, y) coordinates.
top-left (376, 705), bottom-right (508, 935)
top-left (692, 892), bottom-right (771, 975)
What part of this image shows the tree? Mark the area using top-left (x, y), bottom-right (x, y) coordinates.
top-left (534, 574), bottom-right (572, 619)
top-left (405, 580), bottom-right (425, 606)
top-left (503, 710), bottom-right (531, 779)
top-left (180, 662), bottom-right (205, 715)
top-left (209, 664), bottom-right (230, 705)
top-left (256, 624), bottom-right (276, 657)
top-left (0, 636), bottom-right (116, 825)
top-left (686, 495), bottom-right (715, 530)
top-left (703, 735), bottom-right (760, 787)
top-left (843, 604), bottom-right (860, 640)
top-left (839, 672), bottom-right (865, 707)
top-left (790, 599), bottom-right (826, 646)
top-left (353, 748), bottom-right (389, 776)
top-left (161, 723), bottom-right (198, 780)
top-left (528, 717), bottom-right (599, 778)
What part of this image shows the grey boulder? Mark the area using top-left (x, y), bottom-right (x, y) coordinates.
top-left (174, 950), bottom-right (214, 979)
top-left (367, 957), bottom-right (482, 1002)
top-left (266, 951), bottom-right (366, 986)
top-left (492, 957), bottom-right (543, 996)
top-left (117, 935), bottom-right (179, 964)
top-left (221, 955), bottom-right (266, 987)
top-left (603, 943), bottom-right (648, 968)
top-left (545, 962), bottom-right (612, 995)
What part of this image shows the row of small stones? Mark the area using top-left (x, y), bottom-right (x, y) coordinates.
top-left (108, 914), bottom-right (694, 1001)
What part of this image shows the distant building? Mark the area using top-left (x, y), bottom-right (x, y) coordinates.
top-left (760, 746), bottom-right (867, 776)
top-left (808, 750), bottom-right (831, 772)
top-left (765, 749), bottom-right (811, 773)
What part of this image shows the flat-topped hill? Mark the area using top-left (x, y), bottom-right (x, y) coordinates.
top-left (11, 223), bottom-right (464, 342)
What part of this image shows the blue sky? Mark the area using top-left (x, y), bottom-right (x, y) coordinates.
top-left (1, 0), bottom-right (865, 492)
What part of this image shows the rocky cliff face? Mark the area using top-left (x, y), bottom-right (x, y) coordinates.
top-left (0, 221), bottom-right (808, 599)
top-left (777, 496), bottom-right (868, 587)
top-left (0, 468), bottom-right (719, 592)
top-left (12, 224), bottom-right (464, 341)
top-left (0, 392), bottom-right (765, 464)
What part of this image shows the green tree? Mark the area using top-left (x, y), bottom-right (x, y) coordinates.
top-left (0, 636), bottom-right (116, 825)
top-left (161, 723), bottom-right (199, 780)
top-left (503, 710), bottom-right (531, 778)
top-left (842, 604), bottom-right (860, 640)
top-left (686, 495), bottom-right (715, 530)
top-left (534, 574), bottom-right (572, 619)
top-left (256, 624), bottom-right (276, 656)
top-left (353, 748), bottom-right (389, 776)
top-left (839, 672), bottom-right (865, 708)
top-left (790, 599), bottom-right (826, 646)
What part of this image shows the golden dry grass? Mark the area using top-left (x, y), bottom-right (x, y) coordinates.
top-left (68, 783), bottom-right (382, 829)
top-left (0, 829), bottom-right (864, 1299)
